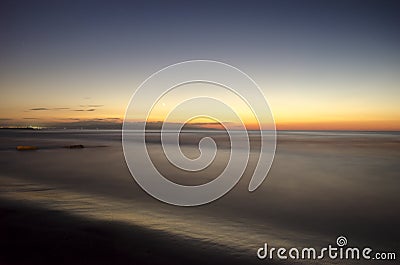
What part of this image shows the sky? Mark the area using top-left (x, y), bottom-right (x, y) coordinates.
top-left (0, 0), bottom-right (399, 130)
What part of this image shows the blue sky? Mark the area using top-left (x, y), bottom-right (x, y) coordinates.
top-left (1, 0), bottom-right (399, 129)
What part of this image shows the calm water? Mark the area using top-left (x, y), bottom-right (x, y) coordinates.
top-left (0, 130), bottom-right (399, 264)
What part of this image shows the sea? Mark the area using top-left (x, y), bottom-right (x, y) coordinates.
top-left (0, 129), bottom-right (399, 264)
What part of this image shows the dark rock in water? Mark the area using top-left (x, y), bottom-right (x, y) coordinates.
top-left (16, 145), bottom-right (38, 151)
top-left (67, 144), bottom-right (85, 149)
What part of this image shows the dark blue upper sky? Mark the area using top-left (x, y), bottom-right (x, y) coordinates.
top-left (1, 0), bottom-right (399, 67)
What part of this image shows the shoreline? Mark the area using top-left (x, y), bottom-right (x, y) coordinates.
top-left (0, 197), bottom-right (266, 265)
